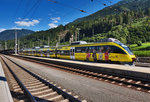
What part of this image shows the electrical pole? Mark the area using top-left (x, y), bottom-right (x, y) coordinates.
top-left (0, 43), bottom-right (1, 50)
top-left (15, 30), bottom-right (17, 55)
top-left (38, 39), bottom-right (40, 47)
top-left (33, 42), bottom-right (34, 48)
top-left (48, 37), bottom-right (50, 46)
top-left (18, 40), bottom-right (19, 54)
top-left (92, 28), bottom-right (94, 36)
top-left (5, 41), bottom-right (7, 50)
top-left (77, 28), bottom-right (80, 41)
top-left (69, 34), bottom-right (74, 44)
top-left (58, 35), bottom-right (60, 44)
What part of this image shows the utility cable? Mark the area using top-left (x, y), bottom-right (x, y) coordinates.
top-left (48, 0), bottom-right (88, 13)
top-left (30, 0), bottom-right (42, 19)
top-left (22, 0), bottom-right (41, 20)
top-left (14, 0), bottom-right (22, 18)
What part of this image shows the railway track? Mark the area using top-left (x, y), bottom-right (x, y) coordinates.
top-left (0, 55), bottom-right (82, 102)
top-left (9, 55), bottom-right (150, 94)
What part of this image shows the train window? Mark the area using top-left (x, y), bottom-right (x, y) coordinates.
top-left (49, 51), bottom-right (54, 55)
top-left (66, 51), bottom-right (70, 55)
top-left (80, 47), bottom-right (86, 53)
top-left (75, 47), bottom-right (82, 53)
top-left (61, 51), bottom-right (64, 54)
top-left (56, 50), bottom-right (60, 54)
top-left (109, 46), bottom-right (125, 54)
top-left (75, 46), bottom-right (126, 53)
top-left (123, 47), bottom-right (133, 55)
top-left (102, 46), bottom-right (108, 52)
top-left (43, 51), bottom-right (47, 54)
top-left (47, 50), bottom-right (49, 54)
top-left (32, 51), bottom-right (35, 54)
top-left (60, 50), bottom-right (70, 55)
top-left (84, 46), bottom-right (100, 53)
top-left (85, 47), bottom-right (88, 53)
top-left (94, 46), bottom-right (105, 53)
top-left (89, 46), bottom-right (94, 53)
top-left (75, 47), bottom-right (86, 53)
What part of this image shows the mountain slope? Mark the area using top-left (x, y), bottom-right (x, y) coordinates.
top-left (0, 29), bottom-right (34, 40)
top-left (73, 0), bottom-right (150, 23)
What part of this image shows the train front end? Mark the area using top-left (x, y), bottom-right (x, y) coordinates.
top-left (119, 43), bottom-right (136, 65)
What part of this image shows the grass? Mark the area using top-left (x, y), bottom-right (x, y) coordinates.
top-left (129, 42), bottom-right (150, 57)
top-left (130, 42), bottom-right (150, 51)
top-left (133, 51), bottom-right (150, 57)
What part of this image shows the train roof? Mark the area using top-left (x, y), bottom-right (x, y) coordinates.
top-left (71, 41), bottom-right (87, 45)
top-left (23, 38), bottom-right (127, 50)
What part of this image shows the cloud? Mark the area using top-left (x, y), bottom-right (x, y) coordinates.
top-left (53, 20), bottom-right (58, 23)
top-left (48, 17), bottom-right (60, 28)
top-left (48, 23), bottom-right (58, 28)
top-left (15, 19), bottom-right (40, 27)
top-left (0, 28), bottom-right (6, 32)
top-left (50, 17), bottom-right (60, 21)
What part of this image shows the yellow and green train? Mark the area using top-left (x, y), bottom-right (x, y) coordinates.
top-left (21, 40), bottom-right (136, 65)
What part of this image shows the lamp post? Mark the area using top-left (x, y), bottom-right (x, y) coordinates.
top-left (18, 40), bottom-right (19, 54)
top-left (15, 30), bottom-right (17, 55)
top-left (76, 28), bottom-right (80, 41)
top-left (38, 39), bottom-right (40, 47)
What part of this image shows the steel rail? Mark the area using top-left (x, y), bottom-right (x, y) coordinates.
top-left (1, 56), bottom-right (37, 102)
top-left (3, 55), bottom-right (81, 102)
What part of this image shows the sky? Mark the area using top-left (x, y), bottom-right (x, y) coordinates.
top-left (0, 0), bottom-right (121, 32)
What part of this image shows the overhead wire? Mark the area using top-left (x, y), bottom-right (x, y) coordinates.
top-left (23, 0), bottom-right (31, 16)
top-left (61, 1), bottom-right (90, 19)
top-left (94, 0), bottom-right (127, 12)
top-left (14, 0), bottom-right (22, 18)
top-left (95, 0), bottom-right (108, 6)
top-left (48, 0), bottom-right (112, 23)
top-left (48, 0), bottom-right (88, 14)
top-left (22, 0), bottom-right (41, 20)
top-left (30, 0), bottom-right (42, 18)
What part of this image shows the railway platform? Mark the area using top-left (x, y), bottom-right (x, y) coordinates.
top-left (0, 61), bottom-right (13, 102)
top-left (17, 55), bottom-right (150, 81)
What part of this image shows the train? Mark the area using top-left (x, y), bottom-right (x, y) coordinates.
top-left (20, 38), bottom-right (136, 65)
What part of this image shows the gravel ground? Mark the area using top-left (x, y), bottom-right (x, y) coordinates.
top-left (6, 56), bottom-right (150, 102)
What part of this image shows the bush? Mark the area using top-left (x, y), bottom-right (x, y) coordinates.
top-left (136, 41), bottom-right (142, 46)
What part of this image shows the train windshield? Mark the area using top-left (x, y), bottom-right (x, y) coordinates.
top-left (114, 41), bottom-right (134, 55)
top-left (121, 45), bottom-right (133, 55)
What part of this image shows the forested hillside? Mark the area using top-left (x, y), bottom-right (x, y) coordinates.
top-left (73, 0), bottom-right (150, 23)
top-left (4, 0), bottom-right (150, 49)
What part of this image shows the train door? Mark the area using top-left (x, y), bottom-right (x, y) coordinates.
top-left (41, 49), bottom-right (43, 56)
top-left (32, 50), bottom-right (35, 56)
top-left (35, 50), bottom-right (37, 56)
top-left (47, 48), bottom-right (50, 57)
top-left (70, 47), bottom-right (75, 59)
top-left (55, 48), bottom-right (57, 58)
